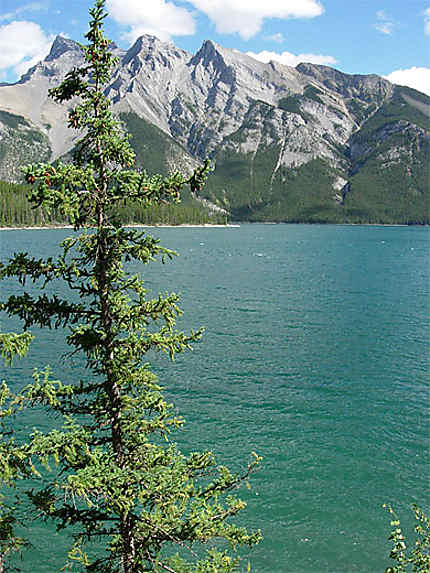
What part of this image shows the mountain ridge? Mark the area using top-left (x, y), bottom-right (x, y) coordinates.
top-left (0, 35), bottom-right (428, 223)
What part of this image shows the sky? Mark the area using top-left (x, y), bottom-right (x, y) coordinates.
top-left (0, 0), bottom-right (429, 95)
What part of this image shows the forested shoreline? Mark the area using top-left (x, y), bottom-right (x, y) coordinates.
top-left (1, 179), bottom-right (428, 227)
top-left (0, 179), bottom-right (227, 227)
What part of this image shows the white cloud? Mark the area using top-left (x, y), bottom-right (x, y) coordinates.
top-left (189, 0), bottom-right (324, 39)
top-left (385, 67), bottom-right (430, 96)
top-left (266, 32), bottom-right (285, 43)
top-left (0, 2), bottom-right (46, 22)
top-left (424, 7), bottom-right (430, 35)
top-left (246, 49), bottom-right (337, 68)
top-left (106, 0), bottom-right (195, 43)
top-left (0, 20), bottom-right (53, 78)
top-left (375, 22), bottom-right (392, 35)
top-left (375, 9), bottom-right (393, 35)
top-left (107, 0), bottom-right (324, 42)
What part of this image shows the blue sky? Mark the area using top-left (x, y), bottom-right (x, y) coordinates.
top-left (0, 0), bottom-right (429, 95)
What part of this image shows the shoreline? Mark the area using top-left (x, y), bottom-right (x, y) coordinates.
top-left (0, 222), bottom-right (427, 231)
top-left (0, 223), bottom-right (241, 231)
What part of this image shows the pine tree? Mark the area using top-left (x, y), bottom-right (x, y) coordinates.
top-left (0, 333), bottom-right (33, 572)
top-left (383, 504), bottom-right (430, 573)
top-left (0, 1), bottom-right (261, 571)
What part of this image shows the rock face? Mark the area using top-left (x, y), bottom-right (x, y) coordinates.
top-left (0, 35), bottom-right (429, 222)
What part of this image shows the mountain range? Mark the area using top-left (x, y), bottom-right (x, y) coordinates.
top-left (0, 34), bottom-right (429, 223)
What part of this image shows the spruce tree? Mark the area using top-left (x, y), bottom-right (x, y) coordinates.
top-left (0, 1), bottom-right (261, 571)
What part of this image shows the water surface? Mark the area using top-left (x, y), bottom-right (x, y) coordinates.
top-left (1, 224), bottom-right (428, 572)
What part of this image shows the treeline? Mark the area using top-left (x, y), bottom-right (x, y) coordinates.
top-left (0, 179), bottom-right (68, 226)
top-left (204, 155), bottom-right (429, 225)
top-left (0, 180), bottom-right (227, 227)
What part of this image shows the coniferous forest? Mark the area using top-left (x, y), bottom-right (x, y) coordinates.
top-left (0, 179), bottom-right (227, 227)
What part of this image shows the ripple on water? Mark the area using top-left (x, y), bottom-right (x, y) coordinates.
top-left (1, 224), bottom-right (429, 573)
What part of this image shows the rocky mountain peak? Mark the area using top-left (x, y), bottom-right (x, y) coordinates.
top-left (129, 35), bottom-right (186, 59)
top-left (0, 33), bottom-right (427, 226)
top-left (189, 40), bottom-right (228, 71)
top-left (17, 35), bottom-right (84, 84)
top-left (296, 62), bottom-right (392, 100)
top-left (124, 35), bottom-right (158, 64)
top-left (46, 35), bottom-right (81, 62)
top-left (122, 34), bottom-right (189, 71)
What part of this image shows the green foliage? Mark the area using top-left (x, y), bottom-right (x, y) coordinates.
top-left (384, 504), bottom-right (430, 573)
top-left (345, 88), bottom-right (430, 225)
top-left (345, 98), bottom-right (376, 124)
top-left (356, 86), bottom-right (430, 139)
top-left (277, 95), bottom-right (302, 115)
top-left (204, 154), bottom-right (349, 223)
top-left (304, 84), bottom-right (324, 104)
top-left (0, 180), bottom-right (69, 226)
top-left (202, 82), bottom-right (428, 225)
top-left (244, 158), bottom-right (340, 223)
top-left (0, 332), bottom-right (34, 366)
top-left (0, 507), bottom-right (30, 573)
top-left (0, 179), bottom-right (225, 227)
top-left (0, 334), bottom-right (33, 571)
top-left (0, 111), bottom-right (29, 130)
top-left (345, 150), bottom-right (430, 225)
top-left (202, 86), bottom-right (429, 225)
top-left (119, 112), bottom-right (186, 176)
top-left (277, 89), bottom-right (320, 119)
top-left (0, 2), bottom-right (260, 572)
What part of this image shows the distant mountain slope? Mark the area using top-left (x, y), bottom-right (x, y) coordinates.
top-left (0, 110), bottom-right (51, 182)
top-left (0, 35), bottom-right (428, 223)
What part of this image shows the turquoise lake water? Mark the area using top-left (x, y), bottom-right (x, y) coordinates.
top-left (0, 224), bottom-right (429, 572)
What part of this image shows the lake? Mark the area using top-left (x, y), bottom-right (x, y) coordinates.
top-left (0, 224), bottom-right (429, 572)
